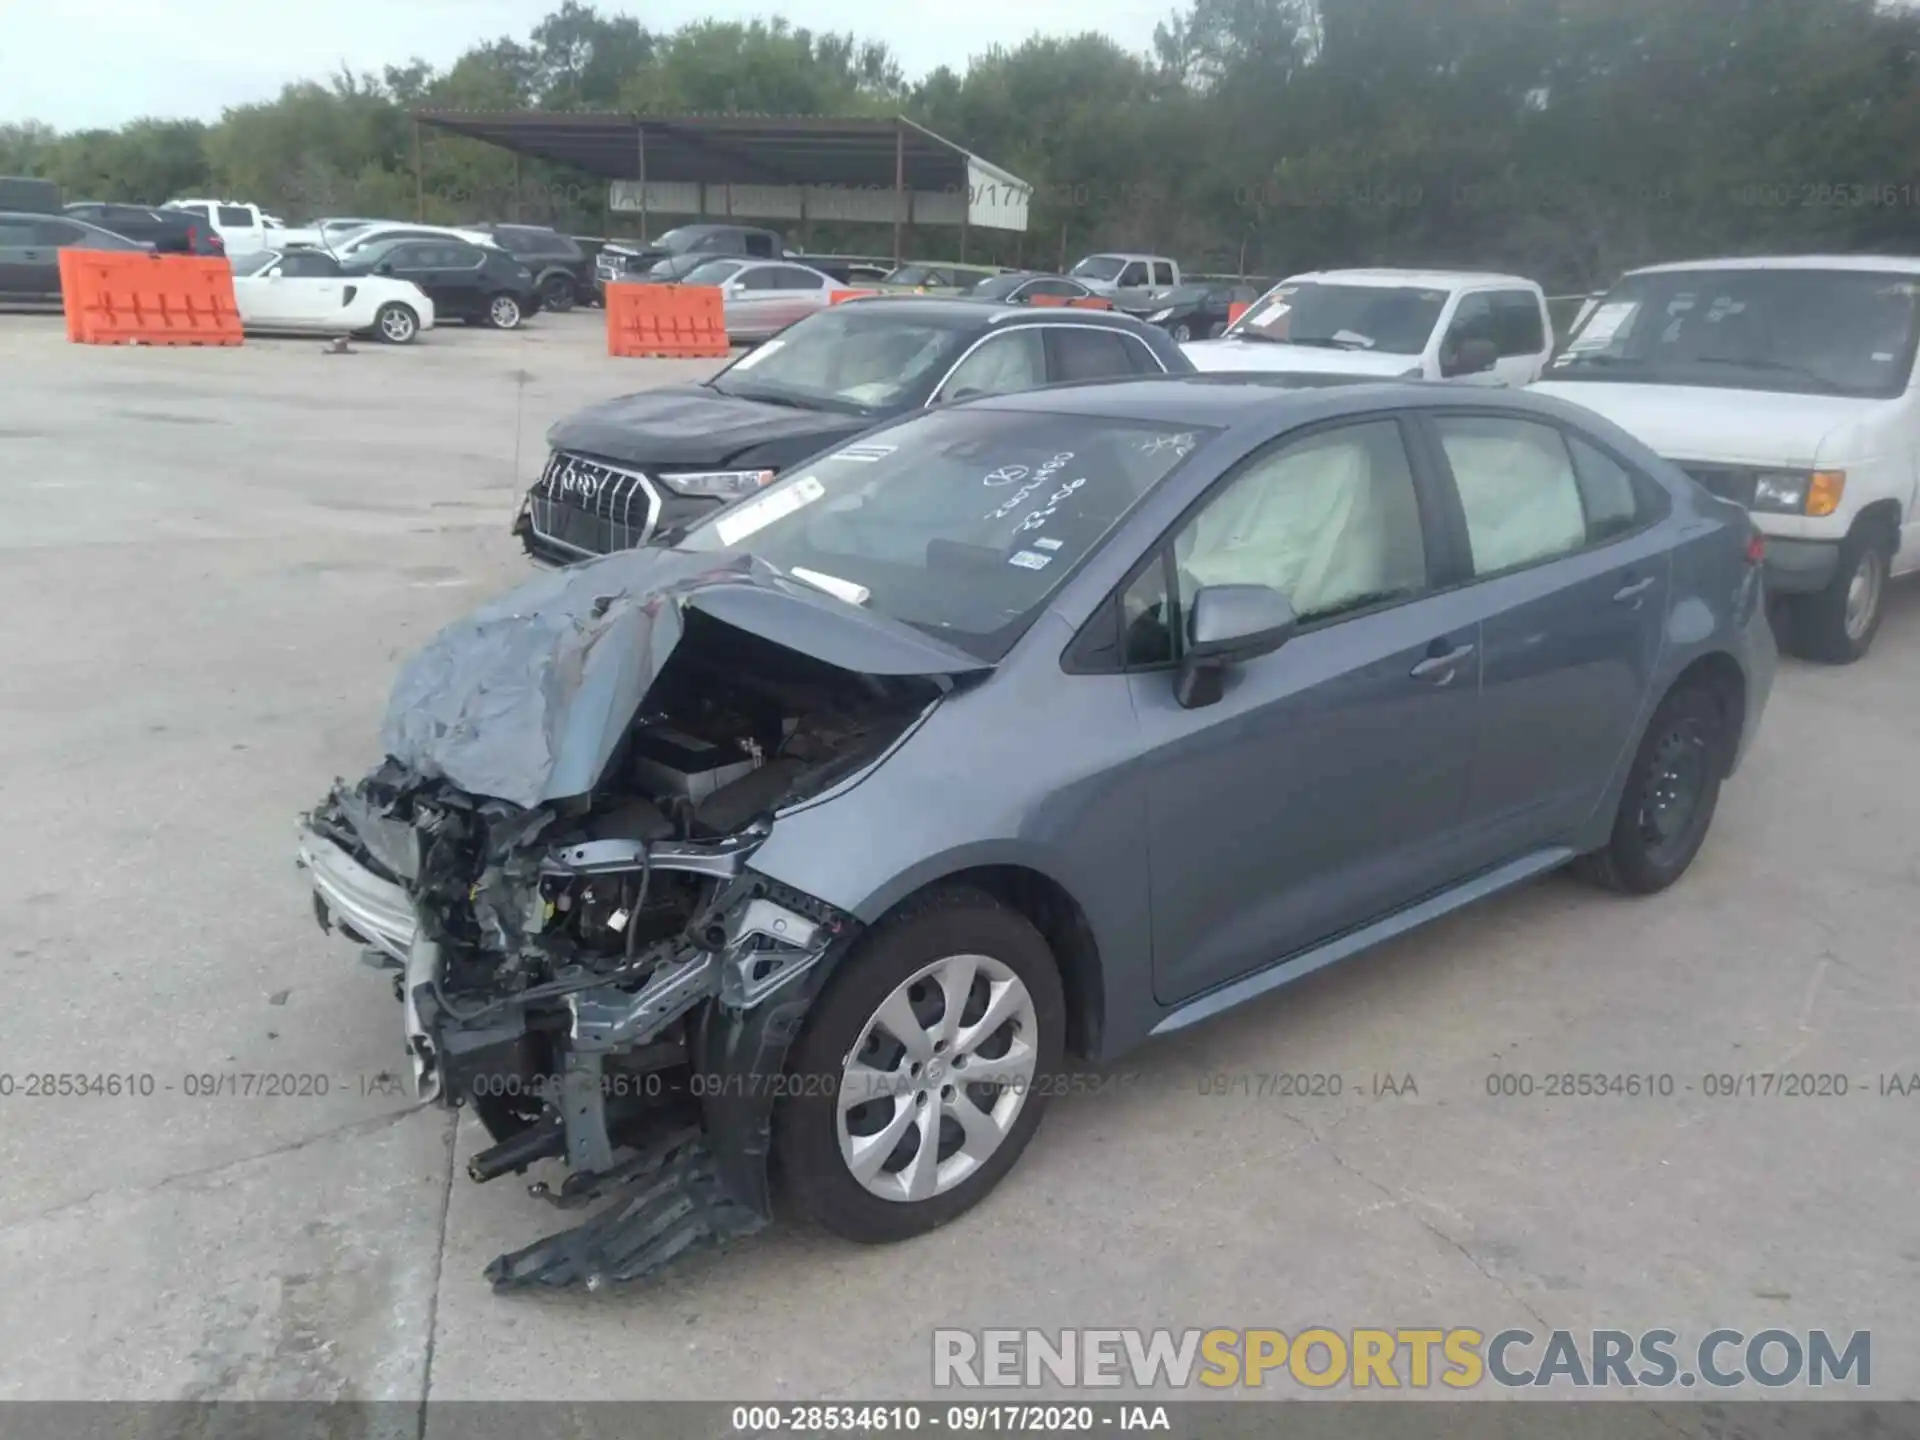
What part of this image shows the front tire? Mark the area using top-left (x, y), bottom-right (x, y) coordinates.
top-left (1575, 684), bottom-right (1727, 895)
top-left (539, 274), bottom-right (576, 313)
top-left (486, 294), bottom-right (524, 330)
top-left (775, 887), bottom-right (1064, 1244)
top-left (373, 302), bottom-right (419, 345)
top-left (1784, 522), bottom-right (1893, 664)
top-left (1170, 321), bottom-right (1193, 343)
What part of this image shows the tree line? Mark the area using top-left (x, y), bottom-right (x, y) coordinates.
top-left (6, 0), bottom-right (1920, 291)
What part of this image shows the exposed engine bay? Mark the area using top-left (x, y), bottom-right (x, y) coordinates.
top-left (300, 591), bottom-right (951, 1290)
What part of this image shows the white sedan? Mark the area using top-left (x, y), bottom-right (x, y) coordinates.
top-left (230, 249), bottom-right (436, 343)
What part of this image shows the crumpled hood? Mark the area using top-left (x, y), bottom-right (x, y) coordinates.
top-left (1526, 379), bottom-right (1880, 468)
top-left (380, 547), bottom-right (989, 809)
top-left (1181, 338), bottom-right (1421, 377)
top-left (548, 385), bottom-right (857, 469)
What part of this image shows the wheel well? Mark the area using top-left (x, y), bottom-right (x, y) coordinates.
top-left (1668, 651), bottom-right (1745, 773)
top-left (1854, 498), bottom-right (1902, 548)
top-left (889, 866), bottom-right (1105, 1060)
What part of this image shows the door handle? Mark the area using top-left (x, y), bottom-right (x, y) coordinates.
top-left (1410, 643), bottom-right (1475, 682)
top-left (1613, 576), bottom-right (1656, 603)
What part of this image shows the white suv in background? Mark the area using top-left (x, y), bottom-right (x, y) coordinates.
top-left (1533, 255), bottom-right (1920, 662)
top-left (164, 199), bottom-right (276, 255)
top-left (1183, 268), bottom-right (1554, 386)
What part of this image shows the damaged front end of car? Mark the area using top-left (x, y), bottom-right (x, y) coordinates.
top-left (296, 549), bottom-right (984, 1291)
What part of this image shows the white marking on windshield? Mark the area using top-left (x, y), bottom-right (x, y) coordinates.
top-left (714, 473), bottom-right (825, 547)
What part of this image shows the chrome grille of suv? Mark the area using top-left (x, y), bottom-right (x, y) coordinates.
top-left (1676, 463), bottom-right (1758, 508)
top-left (526, 452), bottom-right (659, 558)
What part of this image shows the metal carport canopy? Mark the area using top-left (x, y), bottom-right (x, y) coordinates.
top-left (413, 110), bottom-right (1031, 239)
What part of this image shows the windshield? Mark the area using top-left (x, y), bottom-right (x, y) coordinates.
top-left (682, 259), bottom-right (746, 287)
top-left (677, 408), bottom-right (1211, 660)
top-left (1225, 281), bottom-right (1449, 354)
top-left (652, 227), bottom-right (700, 253)
top-left (230, 251), bottom-right (277, 276)
top-left (707, 308), bottom-right (973, 413)
top-left (1070, 256), bottom-right (1127, 282)
top-left (1547, 268), bottom-right (1920, 399)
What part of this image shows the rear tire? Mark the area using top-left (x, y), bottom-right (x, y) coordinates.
top-left (486, 294), bottom-right (523, 330)
top-left (1783, 521), bottom-right (1893, 664)
top-left (1575, 685), bottom-right (1726, 895)
top-left (373, 303), bottom-right (418, 345)
top-left (774, 887), bottom-right (1064, 1245)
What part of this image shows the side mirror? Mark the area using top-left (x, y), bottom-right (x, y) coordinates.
top-left (1176, 584), bottom-right (1297, 709)
top-left (1443, 336), bottom-right (1499, 377)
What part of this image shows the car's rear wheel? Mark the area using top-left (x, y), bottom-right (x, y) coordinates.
top-left (373, 302), bottom-right (419, 345)
top-left (1169, 320), bottom-right (1193, 343)
top-left (539, 274), bottom-right (576, 313)
top-left (1575, 684), bottom-right (1727, 895)
top-left (1784, 521), bottom-right (1893, 664)
top-left (486, 294), bottom-right (523, 330)
top-left (774, 887), bottom-right (1064, 1244)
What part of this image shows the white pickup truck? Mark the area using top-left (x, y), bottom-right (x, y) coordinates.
top-left (1182, 268), bottom-right (1555, 386)
top-left (1069, 252), bottom-right (1181, 298)
top-left (1533, 254), bottom-right (1920, 663)
top-left (163, 198), bottom-right (277, 256)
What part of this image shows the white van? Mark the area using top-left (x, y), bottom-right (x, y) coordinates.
top-left (1182, 269), bottom-right (1554, 387)
top-left (1532, 256), bottom-right (1920, 662)
top-left (164, 198), bottom-right (275, 255)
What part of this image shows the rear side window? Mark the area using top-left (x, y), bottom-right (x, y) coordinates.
top-left (743, 233), bottom-right (777, 257)
top-left (0, 220), bottom-right (38, 246)
top-left (1492, 290), bottom-right (1546, 356)
top-left (772, 267), bottom-right (825, 291)
top-left (1434, 415), bottom-right (1588, 575)
top-left (1050, 327), bottom-right (1151, 382)
top-left (734, 267), bottom-right (778, 291)
top-left (218, 206), bottom-right (253, 227)
top-left (33, 220), bottom-right (86, 247)
top-left (1569, 435), bottom-right (1666, 540)
top-left (1151, 262), bottom-right (1175, 286)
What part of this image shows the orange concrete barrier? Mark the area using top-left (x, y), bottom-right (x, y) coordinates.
top-left (60, 249), bottom-right (242, 346)
top-left (1227, 301), bottom-right (1250, 324)
top-left (606, 282), bottom-right (730, 358)
top-left (1026, 294), bottom-right (1070, 307)
top-left (829, 289), bottom-right (878, 305)
top-left (1067, 296), bottom-right (1114, 311)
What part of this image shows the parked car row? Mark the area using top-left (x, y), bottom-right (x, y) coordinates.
top-left (304, 286), bottom-right (1784, 1289)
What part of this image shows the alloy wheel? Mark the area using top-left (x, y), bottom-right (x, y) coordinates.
top-left (837, 953), bottom-right (1039, 1204)
top-left (490, 296), bottom-right (522, 329)
top-left (379, 307), bottom-right (416, 343)
top-left (1843, 546), bottom-right (1885, 643)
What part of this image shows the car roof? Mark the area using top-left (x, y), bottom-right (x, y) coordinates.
top-left (1624, 253), bottom-right (1920, 276)
top-left (1279, 267), bottom-right (1541, 290)
top-left (828, 295), bottom-right (1155, 330)
top-left (958, 373), bottom-right (1576, 427)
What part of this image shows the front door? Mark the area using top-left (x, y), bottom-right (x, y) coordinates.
top-left (1126, 417), bottom-right (1486, 1005)
top-left (1416, 412), bottom-right (1672, 865)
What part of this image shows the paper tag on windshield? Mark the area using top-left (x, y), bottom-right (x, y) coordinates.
top-left (1567, 301), bottom-right (1637, 352)
top-left (831, 442), bottom-right (895, 463)
top-left (1009, 550), bottom-right (1052, 571)
top-left (715, 474), bottom-right (824, 547)
top-left (729, 339), bottom-right (785, 371)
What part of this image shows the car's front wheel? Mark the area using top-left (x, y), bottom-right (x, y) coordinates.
top-left (486, 294), bottom-right (524, 330)
top-left (373, 302), bottom-right (419, 345)
top-left (1784, 520), bottom-right (1894, 664)
top-left (1575, 683), bottom-right (1727, 895)
top-left (775, 887), bottom-right (1064, 1244)
top-left (1169, 320), bottom-right (1192, 343)
top-left (540, 274), bottom-right (577, 313)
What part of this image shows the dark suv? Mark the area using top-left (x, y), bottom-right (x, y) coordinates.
top-left (64, 203), bottom-right (225, 257)
top-left (471, 224), bottom-right (591, 312)
top-left (594, 224), bottom-right (786, 297)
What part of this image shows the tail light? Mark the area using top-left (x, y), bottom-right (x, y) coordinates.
top-left (1745, 529), bottom-right (1767, 565)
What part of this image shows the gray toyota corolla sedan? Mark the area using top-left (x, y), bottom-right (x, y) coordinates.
top-left (299, 375), bottom-right (1775, 1290)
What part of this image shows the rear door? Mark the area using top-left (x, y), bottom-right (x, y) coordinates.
top-left (767, 264), bottom-right (831, 328)
top-left (1414, 410), bottom-right (1673, 866)
top-left (0, 216), bottom-right (44, 297)
top-left (428, 243), bottom-right (491, 315)
top-left (1490, 289), bottom-right (1552, 383)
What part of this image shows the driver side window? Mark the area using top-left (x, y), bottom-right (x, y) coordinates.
top-left (936, 330), bottom-right (1046, 400)
top-left (1176, 420), bottom-right (1427, 624)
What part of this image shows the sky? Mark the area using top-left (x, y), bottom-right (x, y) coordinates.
top-left (0, 0), bottom-right (1173, 130)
